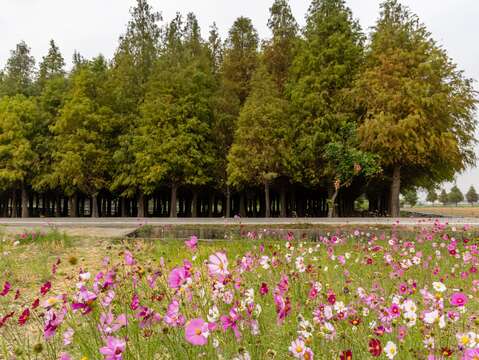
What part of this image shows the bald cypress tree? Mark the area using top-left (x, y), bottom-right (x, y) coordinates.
top-left (355, 0), bottom-right (477, 217)
top-left (212, 17), bottom-right (259, 217)
top-left (136, 13), bottom-right (216, 217)
top-left (228, 65), bottom-right (290, 217)
top-left (0, 41), bottom-right (36, 97)
top-left (51, 57), bottom-right (115, 217)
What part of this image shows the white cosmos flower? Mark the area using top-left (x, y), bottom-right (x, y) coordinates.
top-left (384, 341), bottom-right (398, 359)
top-left (432, 282), bottom-right (446, 293)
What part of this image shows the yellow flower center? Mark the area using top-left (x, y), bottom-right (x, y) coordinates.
top-left (195, 328), bottom-right (202, 335)
top-left (296, 346), bottom-right (303, 353)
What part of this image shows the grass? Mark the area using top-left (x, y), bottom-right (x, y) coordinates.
top-left (406, 206), bottom-right (479, 218)
top-left (0, 223), bottom-right (478, 359)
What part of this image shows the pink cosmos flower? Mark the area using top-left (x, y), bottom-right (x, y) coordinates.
top-left (450, 292), bottom-right (468, 307)
top-left (274, 294), bottom-right (291, 324)
top-left (463, 348), bottom-right (479, 360)
top-left (398, 283), bottom-right (408, 295)
top-left (185, 318), bottom-right (209, 345)
top-left (389, 304), bottom-right (401, 318)
top-left (164, 299), bottom-right (185, 327)
top-left (289, 338), bottom-right (306, 358)
top-left (220, 307), bottom-right (241, 339)
top-left (59, 353), bottom-right (72, 360)
top-left (63, 328), bottom-right (74, 346)
top-left (99, 336), bottom-right (126, 360)
top-left (99, 312), bottom-right (128, 335)
top-left (168, 267), bottom-right (189, 290)
top-left (208, 252), bottom-right (229, 277)
top-left (130, 294), bottom-right (139, 310)
top-left (185, 235), bottom-right (198, 251)
top-left (124, 251), bottom-right (135, 266)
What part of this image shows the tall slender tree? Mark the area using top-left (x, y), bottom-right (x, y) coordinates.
top-left (51, 57), bottom-right (115, 217)
top-left (0, 96), bottom-right (41, 217)
top-left (228, 65), bottom-right (290, 217)
top-left (288, 0), bottom-right (365, 204)
top-left (212, 17), bottom-right (259, 217)
top-left (355, 0), bottom-right (477, 217)
top-left (136, 13), bottom-right (216, 217)
top-left (0, 41), bottom-right (36, 97)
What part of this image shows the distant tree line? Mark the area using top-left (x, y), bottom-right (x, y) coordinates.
top-left (0, 0), bottom-right (476, 218)
top-left (424, 185), bottom-right (478, 207)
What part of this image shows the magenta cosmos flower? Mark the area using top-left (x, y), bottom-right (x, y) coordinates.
top-left (207, 252), bottom-right (229, 277)
top-left (450, 292), bottom-right (468, 307)
top-left (185, 318), bottom-right (209, 345)
top-left (99, 336), bottom-right (126, 360)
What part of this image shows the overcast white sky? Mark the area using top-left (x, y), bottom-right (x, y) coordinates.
top-left (1, 0), bottom-right (478, 194)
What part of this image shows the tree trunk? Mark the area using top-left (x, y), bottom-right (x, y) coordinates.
top-left (327, 187), bottom-right (339, 218)
top-left (11, 190), bottom-right (17, 218)
top-left (55, 193), bottom-right (62, 217)
top-left (389, 165), bottom-right (401, 217)
top-left (91, 194), bottom-right (99, 218)
top-left (239, 193), bottom-right (246, 217)
top-left (191, 191), bottom-right (198, 218)
top-left (138, 193), bottom-right (145, 218)
top-left (265, 181), bottom-right (271, 218)
top-left (170, 184), bottom-right (177, 218)
top-left (208, 193), bottom-right (214, 217)
top-left (280, 183), bottom-right (287, 217)
top-left (69, 194), bottom-right (78, 217)
top-left (225, 186), bottom-right (231, 218)
top-left (21, 186), bottom-right (29, 218)
top-left (120, 198), bottom-right (127, 217)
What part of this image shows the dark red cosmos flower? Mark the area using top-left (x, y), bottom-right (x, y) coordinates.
top-left (441, 348), bottom-right (453, 357)
top-left (349, 317), bottom-right (361, 326)
top-left (327, 293), bottom-right (336, 305)
top-left (18, 308), bottom-right (30, 326)
top-left (0, 312), bottom-right (15, 328)
top-left (369, 338), bottom-right (382, 357)
top-left (40, 281), bottom-right (51, 296)
top-left (366, 258), bottom-right (373, 265)
top-left (340, 350), bottom-right (352, 360)
top-left (0, 281), bottom-right (11, 296)
top-left (31, 298), bottom-right (40, 309)
top-left (260, 282), bottom-right (269, 296)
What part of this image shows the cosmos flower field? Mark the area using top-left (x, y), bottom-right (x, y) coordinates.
top-left (0, 221), bottom-right (478, 359)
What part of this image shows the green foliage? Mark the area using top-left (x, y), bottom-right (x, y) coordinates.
top-left (323, 124), bottom-right (381, 187)
top-left (130, 14), bottom-right (216, 193)
top-left (37, 40), bottom-right (65, 89)
top-left (0, 41), bottom-right (36, 97)
top-left (288, 0), bottom-right (364, 185)
top-left (227, 65), bottom-right (290, 188)
top-left (439, 189), bottom-right (449, 206)
top-left (356, 0), bottom-right (477, 189)
top-left (448, 185), bottom-right (464, 206)
top-left (426, 189), bottom-right (438, 204)
top-left (466, 186), bottom-right (478, 205)
top-left (0, 95), bottom-right (41, 190)
top-left (50, 57), bottom-right (115, 196)
top-left (403, 189), bottom-right (418, 207)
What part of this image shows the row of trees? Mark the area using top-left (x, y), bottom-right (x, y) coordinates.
top-left (425, 186), bottom-right (479, 206)
top-left (0, 0), bottom-right (476, 218)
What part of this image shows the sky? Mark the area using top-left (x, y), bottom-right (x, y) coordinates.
top-left (1, 0), bottom-right (478, 195)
